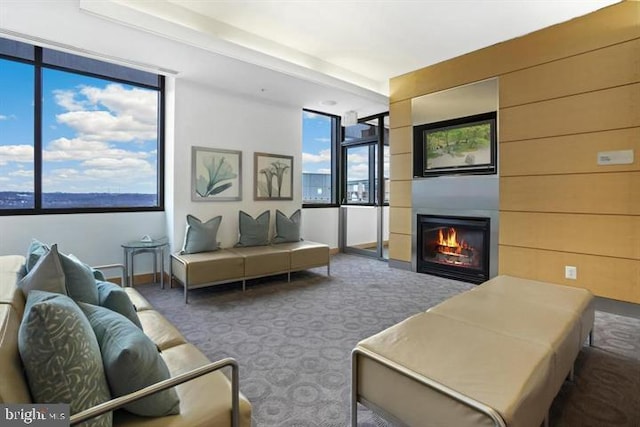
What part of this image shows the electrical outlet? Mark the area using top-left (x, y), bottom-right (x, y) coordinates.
top-left (565, 266), bottom-right (577, 280)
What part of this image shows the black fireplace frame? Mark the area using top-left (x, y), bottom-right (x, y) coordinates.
top-left (417, 214), bottom-right (490, 284)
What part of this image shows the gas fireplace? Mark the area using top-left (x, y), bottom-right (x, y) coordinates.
top-left (417, 214), bottom-right (490, 284)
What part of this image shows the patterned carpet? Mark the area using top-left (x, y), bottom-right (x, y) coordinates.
top-left (136, 254), bottom-right (640, 427)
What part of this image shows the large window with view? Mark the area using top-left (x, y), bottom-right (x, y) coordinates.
top-left (302, 110), bottom-right (338, 205)
top-left (0, 37), bottom-right (163, 214)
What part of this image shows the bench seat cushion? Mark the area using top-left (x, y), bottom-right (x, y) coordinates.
top-left (356, 311), bottom-right (554, 427)
top-left (171, 250), bottom-right (244, 287)
top-left (228, 246), bottom-right (290, 278)
top-left (274, 241), bottom-right (330, 271)
top-left (113, 343), bottom-right (252, 427)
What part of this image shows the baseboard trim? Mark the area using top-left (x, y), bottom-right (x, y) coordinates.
top-left (595, 296), bottom-right (640, 319)
top-left (388, 259), bottom-right (412, 271)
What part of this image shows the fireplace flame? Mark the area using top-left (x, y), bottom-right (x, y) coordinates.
top-left (437, 228), bottom-right (467, 255)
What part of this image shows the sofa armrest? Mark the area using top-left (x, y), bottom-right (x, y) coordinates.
top-left (70, 357), bottom-right (240, 427)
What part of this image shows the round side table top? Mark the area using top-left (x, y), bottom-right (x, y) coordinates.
top-left (122, 236), bottom-right (169, 249)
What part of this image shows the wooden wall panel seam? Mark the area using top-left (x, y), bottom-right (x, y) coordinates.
top-left (499, 81), bottom-right (640, 111)
top-left (497, 170), bottom-right (640, 179)
top-left (499, 126), bottom-right (640, 145)
top-left (499, 210), bottom-right (640, 217)
top-left (498, 244), bottom-right (640, 262)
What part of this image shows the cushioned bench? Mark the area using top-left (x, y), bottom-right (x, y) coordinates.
top-left (170, 241), bottom-right (330, 303)
top-left (352, 275), bottom-right (594, 427)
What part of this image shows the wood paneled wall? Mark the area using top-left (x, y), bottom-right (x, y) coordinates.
top-left (388, 1), bottom-right (640, 303)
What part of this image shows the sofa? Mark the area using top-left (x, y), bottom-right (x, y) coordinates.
top-left (351, 275), bottom-right (595, 427)
top-left (171, 240), bottom-right (330, 303)
top-left (0, 254), bottom-right (252, 426)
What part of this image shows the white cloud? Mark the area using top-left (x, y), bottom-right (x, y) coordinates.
top-left (348, 163), bottom-right (369, 180)
top-left (44, 137), bottom-right (150, 162)
top-left (53, 83), bottom-right (158, 143)
top-left (0, 114), bottom-right (16, 121)
top-left (317, 168), bottom-right (331, 174)
top-left (56, 110), bottom-right (156, 142)
top-left (302, 149), bottom-right (331, 164)
top-left (9, 169), bottom-right (33, 177)
top-left (0, 145), bottom-right (34, 166)
top-left (347, 152), bottom-right (369, 163)
top-left (53, 90), bottom-right (86, 112)
top-left (303, 111), bottom-right (319, 120)
top-left (314, 137), bottom-right (331, 143)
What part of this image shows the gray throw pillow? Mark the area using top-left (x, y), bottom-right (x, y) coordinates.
top-left (96, 281), bottom-right (142, 329)
top-left (273, 209), bottom-right (302, 243)
top-left (79, 303), bottom-right (180, 417)
top-left (18, 291), bottom-right (111, 427)
top-left (58, 252), bottom-right (99, 305)
top-left (235, 210), bottom-right (270, 247)
top-left (17, 244), bottom-right (67, 298)
top-left (181, 214), bottom-right (222, 254)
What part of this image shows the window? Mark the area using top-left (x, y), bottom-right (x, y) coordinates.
top-left (0, 37), bottom-right (164, 214)
top-left (302, 110), bottom-right (339, 205)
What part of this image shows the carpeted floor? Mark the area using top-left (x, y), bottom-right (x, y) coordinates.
top-left (136, 253), bottom-right (640, 427)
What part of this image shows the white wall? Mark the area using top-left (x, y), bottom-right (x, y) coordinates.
top-left (171, 79), bottom-right (302, 250)
top-left (0, 212), bottom-right (166, 268)
top-left (301, 208), bottom-right (339, 249)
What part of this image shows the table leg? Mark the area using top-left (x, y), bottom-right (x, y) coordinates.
top-left (160, 247), bottom-right (165, 289)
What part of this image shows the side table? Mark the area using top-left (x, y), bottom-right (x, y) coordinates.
top-left (122, 237), bottom-right (169, 288)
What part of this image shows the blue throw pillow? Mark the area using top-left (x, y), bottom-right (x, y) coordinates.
top-left (79, 303), bottom-right (180, 417)
top-left (181, 214), bottom-right (222, 254)
top-left (18, 291), bottom-right (111, 426)
top-left (25, 239), bottom-right (49, 273)
top-left (235, 210), bottom-right (270, 247)
top-left (17, 244), bottom-right (67, 298)
top-left (273, 209), bottom-right (302, 243)
top-left (96, 281), bottom-right (142, 329)
top-left (58, 252), bottom-right (99, 305)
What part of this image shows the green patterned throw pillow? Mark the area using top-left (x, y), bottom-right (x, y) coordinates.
top-left (18, 291), bottom-right (111, 427)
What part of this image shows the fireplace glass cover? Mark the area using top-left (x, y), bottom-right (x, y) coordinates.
top-left (417, 215), bottom-right (490, 284)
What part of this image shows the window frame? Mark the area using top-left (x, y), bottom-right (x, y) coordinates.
top-left (340, 112), bottom-right (389, 207)
top-left (301, 108), bottom-right (340, 208)
top-left (0, 39), bottom-right (165, 216)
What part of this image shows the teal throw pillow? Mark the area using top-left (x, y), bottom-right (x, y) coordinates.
top-left (273, 209), bottom-right (302, 243)
top-left (79, 303), bottom-right (180, 417)
top-left (235, 210), bottom-right (270, 247)
top-left (18, 291), bottom-right (111, 427)
top-left (17, 244), bottom-right (67, 298)
top-left (96, 281), bottom-right (142, 329)
top-left (58, 252), bottom-right (99, 305)
top-left (181, 214), bottom-right (222, 254)
top-left (25, 239), bottom-right (49, 273)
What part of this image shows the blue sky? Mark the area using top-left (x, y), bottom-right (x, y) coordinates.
top-left (0, 58), bottom-right (158, 194)
top-left (302, 110), bottom-right (332, 175)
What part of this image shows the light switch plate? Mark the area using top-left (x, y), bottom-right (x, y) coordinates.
top-left (597, 149), bottom-right (634, 165)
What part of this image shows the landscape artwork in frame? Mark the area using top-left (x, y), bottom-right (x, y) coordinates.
top-left (254, 152), bottom-right (293, 200)
top-left (191, 146), bottom-right (242, 201)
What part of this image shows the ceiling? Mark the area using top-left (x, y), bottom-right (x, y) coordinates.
top-left (80, 0), bottom-right (620, 117)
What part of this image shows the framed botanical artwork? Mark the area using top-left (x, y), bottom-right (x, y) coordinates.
top-left (191, 146), bottom-right (242, 201)
top-left (254, 152), bottom-right (293, 200)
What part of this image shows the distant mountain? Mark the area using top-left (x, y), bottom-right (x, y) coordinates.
top-left (0, 192), bottom-right (157, 209)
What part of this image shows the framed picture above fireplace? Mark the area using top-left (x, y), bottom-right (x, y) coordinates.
top-left (413, 111), bottom-right (497, 178)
